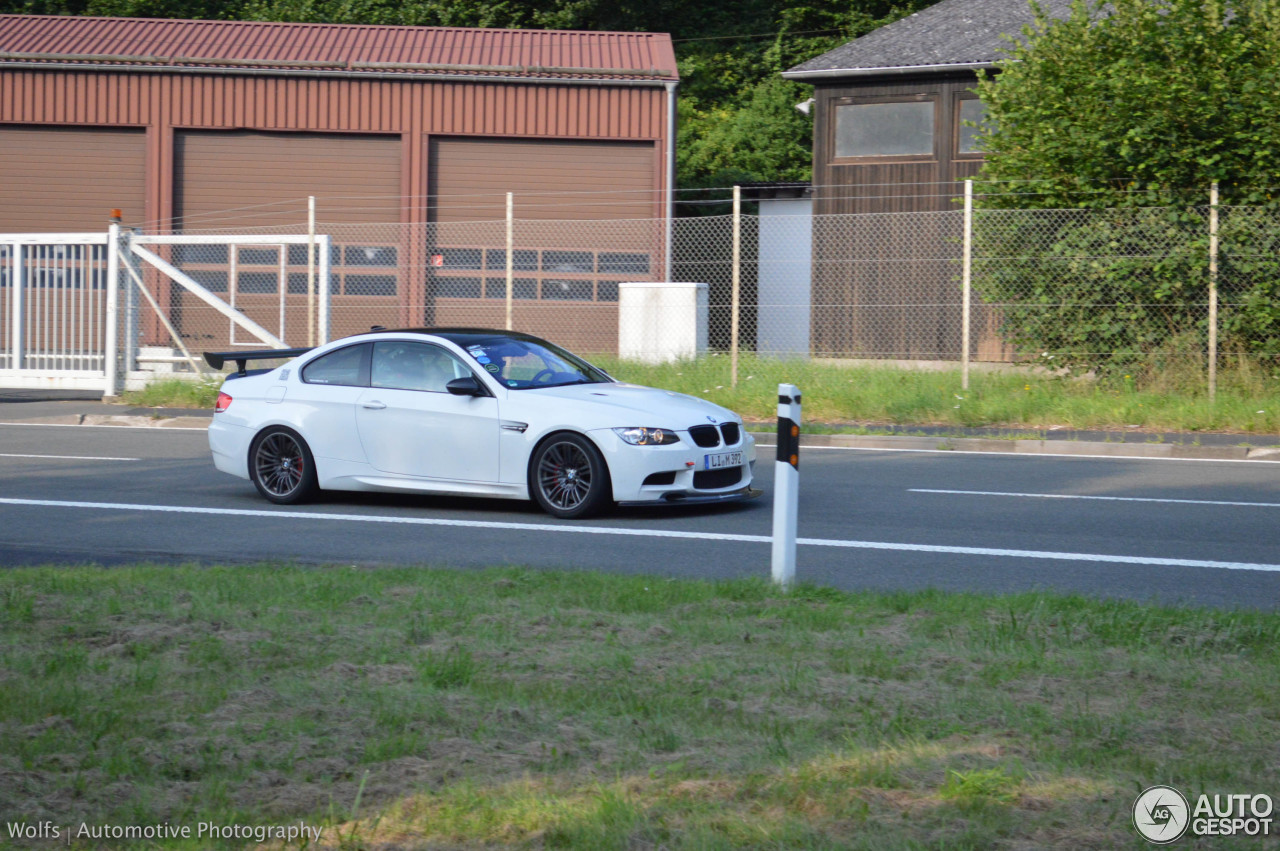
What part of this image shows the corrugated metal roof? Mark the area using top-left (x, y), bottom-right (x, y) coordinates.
top-left (0, 14), bottom-right (678, 81)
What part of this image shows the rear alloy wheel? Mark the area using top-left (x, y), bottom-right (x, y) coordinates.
top-left (249, 427), bottom-right (318, 505)
top-left (530, 433), bottom-right (612, 519)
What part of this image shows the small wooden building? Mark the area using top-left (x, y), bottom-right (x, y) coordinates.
top-left (782, 0), bottom-right (1069, 360)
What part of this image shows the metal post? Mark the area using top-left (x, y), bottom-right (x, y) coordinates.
top-left (307, 196), bottom-right (316, 348)
top-left (104, 216), bottom-right (121, 397)
top-left (506, 192), bottom-right (514, 332)
top-left (731, 185), bottom-right (741, 387)
top-left (1208, 182), bottom-right (1219, 403)
top-left (664, 81), bottom-right (677, 281)
top-left (318, 234), bottom-right (331, 346)
top-left (961, 180), bottom-right (973, 391)
top-left (11, 242), bottom-right (24, 370)
top-left (771, 383), bottom-right (802, 589)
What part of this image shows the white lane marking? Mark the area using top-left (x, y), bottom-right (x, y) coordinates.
top-left (0, 423), bottom-right (205, 431)
top-left (1, 496), bottom-right (1277, 573)
top-left (0, 453), bottom-right (140, 462)
top-left (911, 488), bottom-right (1280, 509)
top-left (756, 443), bottom-right (1273, 464)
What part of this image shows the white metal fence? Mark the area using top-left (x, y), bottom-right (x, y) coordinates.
top-left (4, 186), bottom-right (1277, 395)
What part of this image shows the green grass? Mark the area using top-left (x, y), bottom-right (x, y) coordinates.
top-left (3, 564), bottom-right (1280, 849)
top-left (129, 355), bottom-right (1280, 435)
top-left (120, 376), bottom-right (224, 409)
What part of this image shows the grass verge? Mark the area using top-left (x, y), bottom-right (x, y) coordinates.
top-left (125, 355), bottom-right (1280, 435)
top-left (3, 564), bottom-right (1279, 849)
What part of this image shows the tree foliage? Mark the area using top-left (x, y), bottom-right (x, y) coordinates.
top-left (972, 0), bottom-right (1280, 375)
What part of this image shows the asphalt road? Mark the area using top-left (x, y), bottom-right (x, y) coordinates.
top-left (1, 421), bottom-right (1278, 608)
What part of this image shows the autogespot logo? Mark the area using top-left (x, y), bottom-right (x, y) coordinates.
top-left (1133, 786), bottom-right (1190, 844)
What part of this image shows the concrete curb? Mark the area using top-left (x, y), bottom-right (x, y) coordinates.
top-left (747, 431), bottom-right (1280, 462)
top-left (5, 414), bottom-right (210, 430)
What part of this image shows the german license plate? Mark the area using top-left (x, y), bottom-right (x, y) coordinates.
top-left (704, 451), bottom-right (743, 470)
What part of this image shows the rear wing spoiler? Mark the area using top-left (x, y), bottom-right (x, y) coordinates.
top-left (204, 347), bottom-right (313, 376)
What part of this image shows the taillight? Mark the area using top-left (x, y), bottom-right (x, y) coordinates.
top-left (215, 391), bottom-right (232, 413)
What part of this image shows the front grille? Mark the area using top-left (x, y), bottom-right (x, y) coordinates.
top-left (719, 422), bottom-right (740, 445)
top-left (693, 467), bottom-right (742, 489)
top-left (688, 425), bottom-right (720, 448)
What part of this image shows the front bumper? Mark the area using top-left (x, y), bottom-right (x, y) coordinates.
top-left (589, 428), bottom-right (757, 504)
top-left (618, 485), bottom-right (763, 507)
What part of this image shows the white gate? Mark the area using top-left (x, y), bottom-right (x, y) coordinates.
top-left (1, 233), bottom-right (112, 390)
top-left (0, 227), bottom-right (332, 395)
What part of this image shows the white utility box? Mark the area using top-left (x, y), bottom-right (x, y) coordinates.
top-left (617, 282), bottom-right (709, 363)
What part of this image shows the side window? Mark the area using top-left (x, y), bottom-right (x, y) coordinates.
top-left (371, 341), bottom-right (470, 393)
top-left (833, 98), bottom-right (935, 159)
top-left (957, 97), bottom-right (990, 155)
top-left (301, 343), bottom-right (370, 387)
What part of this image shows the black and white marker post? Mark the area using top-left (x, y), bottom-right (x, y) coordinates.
top-left (771, 383), bottom-right (802, 589)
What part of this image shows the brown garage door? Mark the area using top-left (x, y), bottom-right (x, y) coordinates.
top-left (427, 138), bottom-right (657, 352)
top-left (174, 131), bottom-right (404, 342)
top-left (428, 137), bottom-right (657, 223)
top-left (0, 126), bottom-right (146, 232)
top-left (175, 130), bottom-right (401, 227)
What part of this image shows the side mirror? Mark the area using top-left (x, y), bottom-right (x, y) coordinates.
top-left (446, 376), bottom-right (484, 397)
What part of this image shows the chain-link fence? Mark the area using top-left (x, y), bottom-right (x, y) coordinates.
top-left (108, 196), bottom-right (1280, 388)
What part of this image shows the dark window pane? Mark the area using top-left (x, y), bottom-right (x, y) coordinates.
top-left (485, 277), bottom-right (538, 299)
top-left (485, 249), bottom-right (539, 271)
top-left (236, 272), bottom-right (279, 294)
top-left (431, 248), bottom-right (482, 270)
top-left (542, 251), bottom-right (593, 273)
top-left (34, 267), bottom-right (82, 288)
top-left (597, 281), bottom-right (620, 302)
top-left (598, 253), bottom-right (649, 275)
top-left (958, 99), bottom-right (989, 154)
top-left (345, 275), bottom-right (398, 296)
top-left (344, 245), bottom-right (397, 267)
top-left (189, 270), bottom-right (227, 293)
top-left (542, 279), bottom-right (593, 300)
top-left (174, 245), bottom-right (228, 265)
top-left (238, 247), bottom-right (280, 266)
top-left (835, 101), bottom-right (934, 157)
top-left (301, 342), bottom-right (369, 387)
top-left (287, 243), bottom-right (340, 265)
top-left (432, 276), bottom-right (481, 298)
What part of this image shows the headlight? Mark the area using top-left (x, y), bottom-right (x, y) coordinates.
top-left (613, 427), bottom-right (680, 446)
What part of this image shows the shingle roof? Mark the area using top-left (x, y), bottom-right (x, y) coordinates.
top-left (0, 14), bottom-right (678, 81)
top-left (783, 0), bottom-right (1073, 79)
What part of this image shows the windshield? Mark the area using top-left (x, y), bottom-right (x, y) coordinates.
top-left (451, 335), bottom-right (613, 390)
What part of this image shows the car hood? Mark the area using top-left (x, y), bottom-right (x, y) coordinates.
top-left (512, 382), bottom-right (742, 429)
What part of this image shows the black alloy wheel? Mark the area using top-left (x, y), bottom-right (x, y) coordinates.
top-left (249, 427), bottom-right (318, 505)
top-left (530, 433), bottom-right (612, 519)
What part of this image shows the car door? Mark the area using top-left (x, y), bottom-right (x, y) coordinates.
top-left (355, 340), bottom-right (501, 482)
top-left (293, 342), bottom-right (371, 463)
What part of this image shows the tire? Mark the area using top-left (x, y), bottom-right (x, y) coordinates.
top-left (249, 427), bottom-right (318, 505)
top-left (529, 433), bottom-right (613, 519)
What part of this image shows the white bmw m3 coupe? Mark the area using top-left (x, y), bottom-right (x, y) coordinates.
top-left (205, 328), bottom-right (758, 518)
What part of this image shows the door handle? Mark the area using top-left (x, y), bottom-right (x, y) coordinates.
top-left (361, 400), bottom-right (387, 410)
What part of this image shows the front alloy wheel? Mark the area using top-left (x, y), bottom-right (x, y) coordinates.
top-left (250, 427), bottom-right (317, 504)
top-left (531, 433), bottom-right (612, 519)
